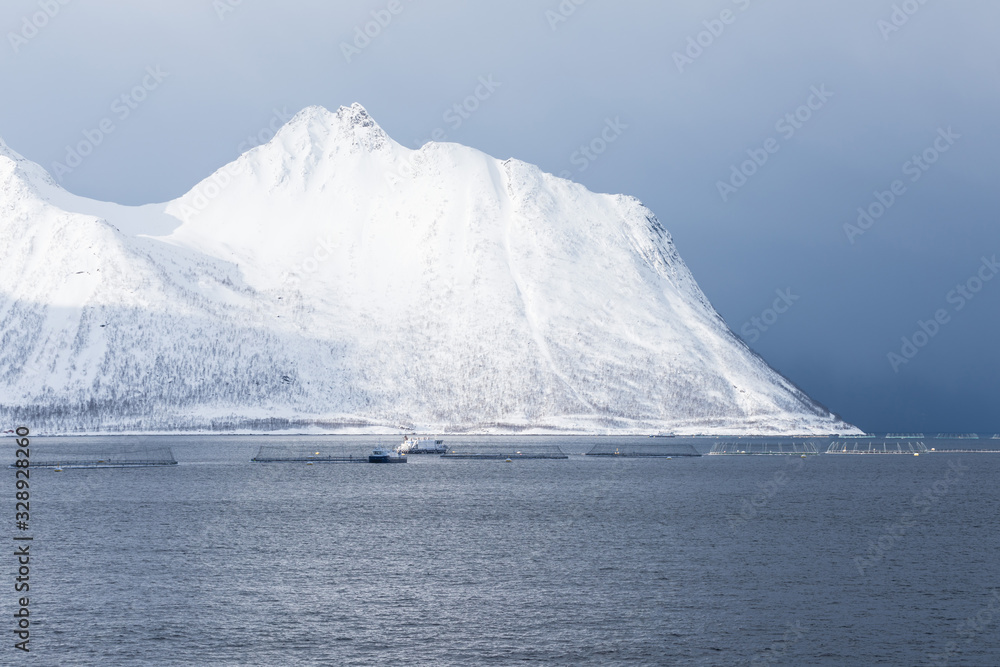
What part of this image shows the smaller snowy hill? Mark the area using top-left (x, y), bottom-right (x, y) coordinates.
top-left (0, 106), bottom-right (858, 435)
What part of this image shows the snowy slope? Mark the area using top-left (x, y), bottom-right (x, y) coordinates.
top-left (0, 108), bottom-right (858, 434)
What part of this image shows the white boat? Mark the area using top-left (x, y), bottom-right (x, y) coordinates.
top-left (396, 435), bottom-right (445, 454)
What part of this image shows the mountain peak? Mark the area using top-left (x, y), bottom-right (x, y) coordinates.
top-left (0, 137), bottom-right (24, 163)
top-left (0, 137), bottom-right (58, 193)
top-left (334, 102), bottom-right (378, 129)
top-left (276, 103), bottom-right (391, 154)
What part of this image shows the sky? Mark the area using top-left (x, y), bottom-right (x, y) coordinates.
top-left (1, 0), bottom-right (998, 433)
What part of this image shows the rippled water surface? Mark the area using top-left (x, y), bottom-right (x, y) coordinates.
top-left (8, 435), bottom-right (1000, 665)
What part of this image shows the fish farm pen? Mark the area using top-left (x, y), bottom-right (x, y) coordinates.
top-left (927, 444), bottom-right (1000, 453)
top-left (440, 444), bottom-right (569, 459)
top-left (586, 443), bottom-right (701, 457)
top-left (19, 447), bottom-right (178, 469)
top-left (826, 441), bottom-right (929, 454)
top-left (707, 442), bottom-right (819, 456)
top-left (935, 433), bottom-right (979, 439)
top-left (251, 445), bottom-right (369, 463)
top-left (887, 433), bottom-right (924, 438)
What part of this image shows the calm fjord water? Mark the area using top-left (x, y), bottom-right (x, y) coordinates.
top-left (8, 436), bottom-right (1000, 666)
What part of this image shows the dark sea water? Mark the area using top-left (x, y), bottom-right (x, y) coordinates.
top-left (6, 435), bottom-right (1000, 666)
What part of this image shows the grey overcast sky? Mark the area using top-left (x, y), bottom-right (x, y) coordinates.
top-left (2, 0), bottom-right (998, 433)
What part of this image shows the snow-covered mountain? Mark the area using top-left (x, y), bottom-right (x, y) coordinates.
top-left (0, 105), bottom-right (857, 434)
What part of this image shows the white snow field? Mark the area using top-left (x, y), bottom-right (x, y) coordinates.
top-left (0, 105), bottom-right (858, 434)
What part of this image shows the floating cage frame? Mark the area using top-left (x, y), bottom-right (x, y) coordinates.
top-left (586, 443), bottom-right (700, 457)
top-left (927, 444), bottom-right (1000, 453)
top-left (440, 444), bottom-right (568, 460)
top-left (825, 441), bottom-right (929, 454)
top-left (17, 447), bottom-right (179, 469)
top-left (707, 442), bottom-right (819, 456)
top-left (251, 444), bottom-right (369, 463)
top-left (935, 433), bottom-right (979, 439)
top-left (886, 433), bottom-right (924, 438)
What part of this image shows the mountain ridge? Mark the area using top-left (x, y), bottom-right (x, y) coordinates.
top-left (0, 104), bottom-right (859, 435)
